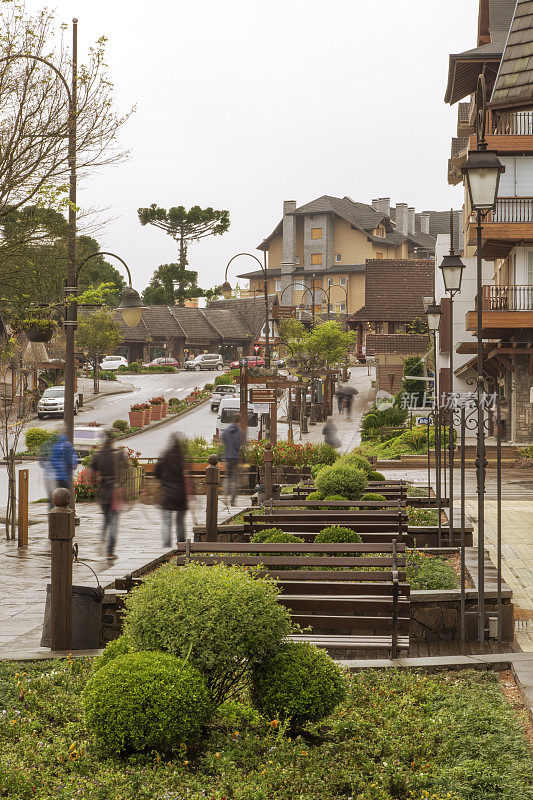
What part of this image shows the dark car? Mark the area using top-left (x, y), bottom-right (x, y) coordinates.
top-left (142, 357), bottom-right (180, 368)
top-left (230, 355), bottom-right (266, 369)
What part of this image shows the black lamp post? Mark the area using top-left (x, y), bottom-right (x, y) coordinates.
top-left (426, 301), bottom-right (442, 542)
top-left (461, 74), bottom-right (504, 644)
top-left (438, 213), bottom-right (465, 547)
top-left (221, 252), bottom-right (270, 367)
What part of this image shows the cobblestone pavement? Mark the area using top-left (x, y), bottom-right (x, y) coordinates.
top-left (0, 495), bottom-right (246, 656)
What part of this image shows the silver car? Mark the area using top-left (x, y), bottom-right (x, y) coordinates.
top-left (210, 384), bottom-right (237, 411)
top-left (185, 353), bottom-right (224, 371)
top-left (37, 386), bottom-right (80, 419)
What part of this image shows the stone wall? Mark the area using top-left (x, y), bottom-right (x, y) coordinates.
top-left (512, 352), bottom-right (533, 443)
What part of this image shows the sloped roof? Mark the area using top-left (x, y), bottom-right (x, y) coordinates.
top-left (348, 260), bottom-right (435, 323)
top-left (208, 295), bottom-right (277, 340)
top-left (170, 307), bottom-right (218, 342)
top-left (491, 0), bottom-right (533, 109)
top-left (366, 334), bottom-right (431, 356)
top-left (416, 209), bottom-right (464, 252)
top-left (202, 308), bottom-right (251, 340)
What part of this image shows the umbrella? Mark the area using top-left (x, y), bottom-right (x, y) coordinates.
top-left (340, 385), bottom-right (358, 396)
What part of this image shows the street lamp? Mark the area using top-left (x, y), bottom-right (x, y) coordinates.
top-left (222, 252), bottom-right (271, 367)
top-left (79, 252), bottom-right (145, 329)
top-left (438, 212), bottom-right (466, 550)
top-left (425, 303), bottom-right (442, 334)
top-left (461, 73), bottom-right (504, 644)
top-left (323, 283), bottom-right (349, 316)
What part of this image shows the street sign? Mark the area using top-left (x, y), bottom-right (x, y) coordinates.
top-left (251, 388), bottom-right (276, 404)
top-left (253, 344), bottom-right (261, 354)
top-left (274, 305), bottom-right (296, 320)
top-left (254, 403), bottom-right (269, 414)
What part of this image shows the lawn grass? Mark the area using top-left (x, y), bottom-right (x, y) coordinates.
top-left (0, 659), bottom-right (532, 799)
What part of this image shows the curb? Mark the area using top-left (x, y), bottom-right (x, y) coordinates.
top-left (116, 397), bottom-right (212, 442)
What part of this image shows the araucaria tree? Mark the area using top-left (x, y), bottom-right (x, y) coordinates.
top-left (138, 205), bottom-right (230, 306)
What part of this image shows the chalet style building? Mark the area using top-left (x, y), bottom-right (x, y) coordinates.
top-left (444, 0), bottom-right (533, 442)
top-left (238, 197), bottom-right (461, 317)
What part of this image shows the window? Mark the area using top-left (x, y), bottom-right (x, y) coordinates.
top-left (275, 280), bottom-right (281, 292)
top-left (311, 253), bottom-right (322, 265)
top-left (335, 253), bottom-right (341, 262)
top-left (295, 255), bottom-right (300, 265)
top-left (327, 278), bottom-right (334, 287)
top-left (311, 228), bottom-right (322, 239)
top-left (376, 252), bottom-right (383, 259)
top-left (339, 277), bottom-right (347, 287)
top-left (335, 302), bottom-right (346, 313)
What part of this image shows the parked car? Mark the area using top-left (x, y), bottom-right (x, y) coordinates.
top-left (210, 383), bottom-right (237, 411)
top-left (73, 425), bottom-right (106, 454)
top-left (185, 353), bottom-right (224, 371)
top-left (229, 355), bottom-right (265, 369)
top-left (142, 357), bottom-right (181, 368)
top-left (100, 355), bottom-right (128, 371)
top-left (37, 386), bottom-right (80, 419)
top-left (216, 396), bottom-right (259, 440)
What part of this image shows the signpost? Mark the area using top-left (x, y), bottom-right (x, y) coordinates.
top-left (253, 344), bottom-right (261, 355)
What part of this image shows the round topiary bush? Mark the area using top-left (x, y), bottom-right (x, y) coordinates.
top-left (251, 641), bottom-right (346, 725)
top-left (251, 530), bottom-right (303, 544)
top-left (122, 562), bottom-right (292, 704)
top-left (315, 525), bottom-right (362, 544)
top-left (92, 634), bottom-right (130, 672)
top-left (339, 451), bottom-right (373, 475)
top-left (320, 494), bottom-right (348, 508)
top-left (82, 652), bottom-right (212, 754)
top-left (360, 492), bottom-right (387, 505)
top-left (367, 470), bottom-right (385, 481)
top-left (112, 419), bottom-right (129, 432)
top-left (306, 490), bottom-right (324, 501)
top-left (315, 463), bottom-right (367, 500)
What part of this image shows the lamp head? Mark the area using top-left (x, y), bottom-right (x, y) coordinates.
top-left (462, 148), bottom-right (504, 211)
top-left (439, 252), bottom-right (465, 294)
top-left (118, 286), bottom-right (145, 328)
top-left (426, 302), bottom-right (443, 333)
top-left (221, 281), bottom-right (232, 299)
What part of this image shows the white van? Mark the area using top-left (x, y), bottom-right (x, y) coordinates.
top-left (73, 425), bottom-right (107, 454)
top-left (216, 396), bottom-right (260, 441)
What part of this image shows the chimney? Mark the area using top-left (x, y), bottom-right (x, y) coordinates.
top-left (377, 197), bottom-right (391, 217)
top-left (395, 203), bottom-right (408, 236)
top-left (408, 207), bottom-right (415, 235)
top-left (371, 198), bottom-right (380, 211)
top-left (281, 200), bottom-right (297, 304)
top-left (420, 212), bottom-right (430, 235)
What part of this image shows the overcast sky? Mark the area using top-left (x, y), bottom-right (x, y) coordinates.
top-left (26, 0), bottom-right (478, 294)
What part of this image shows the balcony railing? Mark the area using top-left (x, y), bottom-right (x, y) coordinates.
top-left (482, 284), bottom-right (533, 311)
top-left (490, 111), bottom-right (533, 136)
top-left (485, 197), bottom-right (533, 223)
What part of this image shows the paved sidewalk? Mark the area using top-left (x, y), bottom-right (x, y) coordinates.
top-left (0, 495), bottom-right (247, 657)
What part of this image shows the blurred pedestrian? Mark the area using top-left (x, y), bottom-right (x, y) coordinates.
top-left (322, 418), bottom-right (341, 449)
top-left (222, 413), bottom-right (243, 506)
top-left (90, 432), bottom-right (126, 559)
top-left (48, 425), bottom-right (78, 494)
top-left (38, 430), bottom-right (60, 509)
top-left (154, 433), bottom-right (189, 546)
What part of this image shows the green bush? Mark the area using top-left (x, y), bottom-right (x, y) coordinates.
top-left (407, 507), bottom-right (439, 526)
top-left (315, 525), bottom-right (361, 544)
top-left (146, 364), bottom-right (176, 373)
top-left (125, 362), bottom-right (142, 373)
top-left (315, 463), bottom-right (367, 500)
top-left (251, 641), bottom-right (346, 725)
top-left (250, 529), bottom-right (303, 544)
top-left (92, 635), bottom-right (131, 672)
top-left (360, 492), bottom-right (387, 505)
top-left (204, 383), bottom-right (214, 391)
top-left (112, 419), bottom-right (129, 432)
top-left (25, 427), bottom-right (57, 453)
top-left (214, 373), bottom-right (234, 387)
top-left (311, 464), bottom-right (325, 479)
top-left (306, 443), bottom-right (339, 466)
top-left (123, 562), bottom-right (292, 704)
top-left (406, 551), bottom-right (458, 590)
top-left (320, 494), bottom-right (349, 508)
top-left (82, 652), bottom-right (212, 754)
top-left (98, 370), bottom-right (117, 382)
top-left (305, 490), bottom-right (324, 501)
top-left (339, 451), bottom-right (373, 475)
top-left (402, 428), bottom-right (427, 451)
top-left (367, 470), bottom-right (385, 481)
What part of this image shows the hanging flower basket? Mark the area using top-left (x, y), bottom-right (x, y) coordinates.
top-left (23, 320), bottom-right (56, 343)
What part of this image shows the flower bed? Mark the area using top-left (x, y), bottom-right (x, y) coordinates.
top-left (1, 660), bottom-right (531, 799)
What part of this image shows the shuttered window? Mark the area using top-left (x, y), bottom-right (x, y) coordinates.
top-left (311, 228), bottom-right (322, 239)
top-left (311, 253), bottom-right (322, 265)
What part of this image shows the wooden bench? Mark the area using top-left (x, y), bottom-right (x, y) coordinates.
top-left (290, 481), bottom-right (409, 502)
top-left (171, 540), bottom-right (409, 658)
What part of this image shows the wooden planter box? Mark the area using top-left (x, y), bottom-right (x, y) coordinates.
top-left (150, 404), bottom-right (164, 421)
top-left (161, 402), bottom-right (168, 418)
top-left (142, 408), bottom-right (152, 425)
top-left (129, 410), bottom-right (145, 427)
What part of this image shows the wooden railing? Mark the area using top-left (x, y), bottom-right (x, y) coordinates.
top-left (490, 111), bottom-right (533, 136)
top-left (486, 197), bottom-right (533, 223)
top-left (482, 284), bottom-right (533, 311)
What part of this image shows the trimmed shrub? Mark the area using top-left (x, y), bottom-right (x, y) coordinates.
top-left (214, 373), bottom-right (234, 387)
top-left (311, 464), bottom-right (326, 479)
top-left (251, 641), bottom-right (346, 725)
top-left (146, 364), bottom-right (176, 373)
top-left (320, 494), bottom-right (349, 508)
top-left (123, 562), bottom-right (292, 704)
top-left (406, 551), bottom-right (458, 590)
top-left (250, 530), bottom-right (303, 545)
top-left (92, 634), bottom-right (130, 672)
top-left (82, 652), bottom-right (212, 754)
top-left (306, 490), bottom-right (324, 501)
top-left (25, 427), bottom-right (56, 453)
top-left (315, 525), bottom-right (362, 544)
top-left (306, 443), bottom-right (339, 466)
top-left (315, 463), bottom-right (367, 501)
top-left (204, 383), bottom-right (214, 391)
top-left (360, 492), bottom-right (387, 504)
top-left (112, 419), bottom-right (129, 432)
top-left (127, 362), bottom-right (142, 373)
top-left (339, 451), bottom-right (373, 475)
top-left (367, 470), bottom-right (386, 481)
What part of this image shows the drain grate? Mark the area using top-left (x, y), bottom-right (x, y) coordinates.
top-left (515, 619), bottom-right (528, 632)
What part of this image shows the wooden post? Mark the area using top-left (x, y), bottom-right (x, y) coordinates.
top-left (48, 487), bottom-right (75, 651)
top-left (17, 468), bottom-right (29, 547)
top-left (270, 398), bottom-right (277, 445)
top-left (287, 388), bottom-right (293, 442)
top-left (205, 454), bottom-right (219, 542)
top-left (239, 363), bottom-right (248, 440)
top-left (264, 442), bottom-right (273, 501)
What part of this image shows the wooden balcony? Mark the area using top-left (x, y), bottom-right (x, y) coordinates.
top-left (467, 197), bottom-right (533, 257)
top-left (469, 111), bottom-right (533, 153)
top-left (466, 285), bottom-right (533, 334)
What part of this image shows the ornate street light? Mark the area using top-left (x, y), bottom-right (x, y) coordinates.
top-left (426, 303), bottom-right (442, 333)
top-left (462, 148), bottom-right (504, 211)
top-left (439, 252), bottom-right (465, 294)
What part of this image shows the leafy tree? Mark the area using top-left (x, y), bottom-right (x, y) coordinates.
top-left (402, 355), bottom-right (426, 407)
top-left (279, 319), bottom-right (356, 376)
top-left (407, 317), bottom-right (429, 334)
top-left (77, 237), bottom-right (126, 307)
top-left (77, 309), bottom-right (122, 394)
top-left (138, 204), bottom-right (230, 306)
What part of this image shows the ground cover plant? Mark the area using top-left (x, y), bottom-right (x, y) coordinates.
top-left (1, 660), bottom-right (532, 799)
top-left (406, 550), bottom-right (459, 590)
